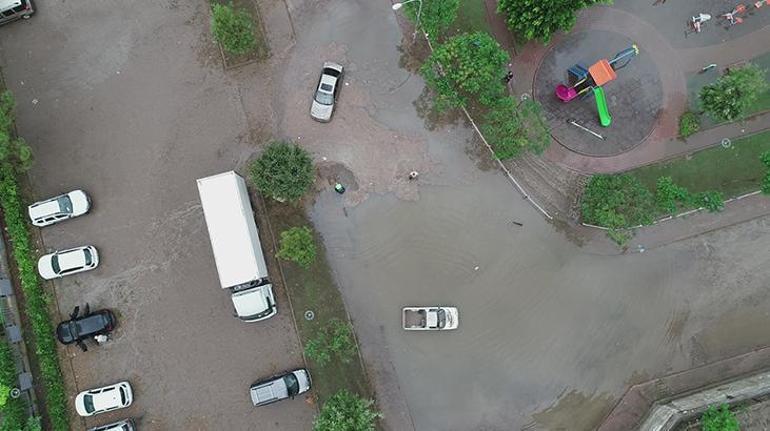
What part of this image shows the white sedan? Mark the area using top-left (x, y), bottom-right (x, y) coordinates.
top-left (310, 61), bottom-right (344, 122)
top-left (28, 189), bottom-right (90, 227)
top-left (75, 381), bottom-right (133, 417)
top-left (37, 245), bottom-right (99, 280)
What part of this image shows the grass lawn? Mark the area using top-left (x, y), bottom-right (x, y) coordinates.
top-left (447, 0), bottom-right (493, 36)
top-left (263, 199), bottom-right (370, 406)
top-left (631, 129), bottom-right (770, 198)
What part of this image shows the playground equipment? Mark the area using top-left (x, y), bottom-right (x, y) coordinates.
top-left (554, 44), bottom-right (639, 127)
top-left (721, 4), bottom-right (747, 25)
top-left (691, 13), bottom-right (712, 32)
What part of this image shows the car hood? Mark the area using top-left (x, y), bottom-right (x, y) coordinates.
top-left (37, 254), bottom-right (57, 279)
top-left (293, 369), bottom-right (311, 394)
top-left (310, 100), bottom-right (333, 122)
top-left (74, 392), bottom-right (90, 416)
top-left (56, 321), bottom-right (77, 344)
top-left (69, 190), bottom-right (90, 216)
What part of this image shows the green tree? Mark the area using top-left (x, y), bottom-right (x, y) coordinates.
top-left (497, 0), bottom-right (611, 43)
top-left (702, 404), bottom-right (739, 431)
top-left (420, 32), bottom-right (510, 110)
top-left (655, 176), bottom-right (690, 214)
top-left (211, 3), bottom-right (256, 56)
top-left (400, 0), bottom-right (459, 41)
top-left (481, 97), bottom-right (550, 160)
top-left (0, 91), bottom-right (33, 172)
top-left (250, 141), bottom-right (314, 202)
top-left (678, 111), bottom-right (700, 138)
top-left (693, 190), bottom-right (724, 213)
top-left (581, 174), bottom-right (655, 229)
top-left (314, 390), bottom-right (381, 431)
top-left (304, 319), bottom-right (357, 366)
top-left (700, 64), bottom-right (769, 122)
top-left (277, 226), bottom-right (316, 269)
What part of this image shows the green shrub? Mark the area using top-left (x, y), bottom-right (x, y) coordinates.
top-left (481, 98), bottom-right (551, 160)
top-left (693, 190), bottom-right (724, 212)
top-left (606, 229), bottom-right (630, 247)
top-left (0, 340), bottom-right (26, 430)
top-left (304, 319), bottom-right (357, 367)
top-left (314, 389), bottom-right (381, 431)
top-left (581, 174), bottom-right (655, 228)
top-left (761, 151), bottom-right (770, 195)
top-left (702, 404), bottom-right (739, 431)
top-left (249, 141), bottom-right (314, 202)
top-left (211, 3), bottom-right (256, 56)
top-left (655, 176), bottom-right (690, 214)
top-left (700, 64), bottom-right (769, 122)
top-left (678, 111), bottom-right (700, 138)
top-left (277, 226), bottom-right (316, 269)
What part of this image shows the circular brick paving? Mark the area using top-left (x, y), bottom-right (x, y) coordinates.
top-left (534, 30), bottom-right (664, 157)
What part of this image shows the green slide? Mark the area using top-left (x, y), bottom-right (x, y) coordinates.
top-left (593, 86), bottom-right (612, 127)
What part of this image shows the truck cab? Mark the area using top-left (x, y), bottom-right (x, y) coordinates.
top-left (231, 282), bottom-right (276, 322)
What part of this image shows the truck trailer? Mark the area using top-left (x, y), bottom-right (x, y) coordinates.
top-left (197, 171), bottom-right (277, 322)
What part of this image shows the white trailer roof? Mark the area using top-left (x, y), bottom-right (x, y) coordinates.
top-left (197, 171), bottom-right (267, 289)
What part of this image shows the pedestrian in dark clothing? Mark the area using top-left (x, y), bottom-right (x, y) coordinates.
top-left (503, 71), bottom-right (514, 84)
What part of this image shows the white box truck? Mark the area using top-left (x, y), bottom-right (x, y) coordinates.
top-left (197, 171), bottom-right (277, 322)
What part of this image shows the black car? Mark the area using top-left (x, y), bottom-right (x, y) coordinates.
top-left (56, 304), bottom-right (116, 351)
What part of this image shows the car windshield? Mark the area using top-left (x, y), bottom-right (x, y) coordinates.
top-left (120, 387), bottom-right (127, 405)
top-left (57, 195), bottom-right (73, 213)
top-left (284, 373), bottom-right (300, 396)
top-left (51, 255), bottom-right (61, 274)
top-left (436, 309), bottom-right (446, 328)
top-left (83, 249), bottom-right (92, 266)
top-left (314, 90), bottom-right (334, 106)
top-left (83, 394), bottom-right (95, 413)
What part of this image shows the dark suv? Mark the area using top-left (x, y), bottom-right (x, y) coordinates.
top-left (0, 0), bottom-right (34, 26)
top-left (56, 304), bottom-right (116, 351)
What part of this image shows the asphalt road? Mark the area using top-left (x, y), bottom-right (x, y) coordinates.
top-left (0, 1), bottom-right (314, 430)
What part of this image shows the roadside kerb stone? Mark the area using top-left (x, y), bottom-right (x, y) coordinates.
top-left (638, 369), bottom-right (770, 431)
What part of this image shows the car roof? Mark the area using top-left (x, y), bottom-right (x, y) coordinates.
top-left (251, 375), bottom-right (289, 404)
top-left (29, 199), bottom-right (62, 219)
top-left (91, 386), bottom-right (121, 410)
top-left (319, 75), bottom-right (337, 90)
top-left (58, 248), bottom-right (87, 269)
top-left (77, 313), bottom-right (110, 335)
top-left (0, 0), bottom-right (22, 11)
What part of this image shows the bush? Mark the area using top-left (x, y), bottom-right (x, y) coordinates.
top-left (702, 404), bottom-right (739, 431)
top-left (700, 64), bottom-right (769, 122)
top-left (304, 319), bottom-right (357, 367)
top-left (400, 0), bottom-right (459, 42)
top-left (250, 141), bottom-right (314, 202)
top-left (655, 176), bottom-right (690, 214)
top-left (581, 174), bottom-right (655, 228)
top-left (693, 190), bottom-right (724, 213)
top-left (0, 91), bottom-right (67, 430)
top-left (211, 3), bottom-right (256, 56)
top-left (314, 389), bottom-right (381, 431)
top-left (277, 226), bottom-right (316, 269)
top-left (481, 98), bottom-right (551, 160)
top-left (0, 340), bottom-right (26, 430)
top-left (761, 151), bottom-right (770, 195)
top-left (678, 111), bottom-right (700, 138)
top-left (420, 32), bottom-right (510, 110)
top-left (497, 0), bottom-right (611, 43)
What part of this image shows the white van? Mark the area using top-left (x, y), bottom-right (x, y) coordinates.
top-left (0, 0), bottom-right (34, 26)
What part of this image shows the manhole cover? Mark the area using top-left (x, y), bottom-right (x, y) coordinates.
top-left (304, 310), bottom-right (315, 321)
top-left (520, 93), bottom-right (530, 101)
top-left (721, 138), bottom-right (732, 148)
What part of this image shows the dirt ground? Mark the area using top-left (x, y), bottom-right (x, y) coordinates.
top-left (0, 0), bottom-right (314, 430)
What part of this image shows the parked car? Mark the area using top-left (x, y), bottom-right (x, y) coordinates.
top-left (37, 245), bottom-right (99, 280)
top-left (75, 381), bottom-right (133, 417)
top-left (87, 419), bottom-right (136, 431)
top-left (249, 369), bottom-right (311, 407)
top-left (0, 0), bottom-right (34, 26)
top-left (56, 304), bottom-right (116, 351)
top-left (28, 189), bottom-right (90, 227)
top-left (402, 306), bottom-right (459, 330)
top-left (310, 62), bottom-right (344, 122)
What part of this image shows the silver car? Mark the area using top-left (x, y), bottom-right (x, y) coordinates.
top-left (250, 369), bottom-right (311, 407)
top-left (310, 62), bottom-right (344, 122)
top-left (0, 0), bottom-right (34, 26)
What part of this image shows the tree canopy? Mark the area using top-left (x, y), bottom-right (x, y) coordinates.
top-left (481, 97), bottom-right (550, 159)
top-left (401, 0), bottom-right (459, 41)
top-left (700, 64), bottom-right (768, 122)
top-left (314, 390), bottom-right (381, 431)
top-left (250, 141), bottom-right (314, 202)
top-left (497, 0), bottom-right (611, 43)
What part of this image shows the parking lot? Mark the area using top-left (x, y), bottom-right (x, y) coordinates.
top-left (0, 0), bottom-right (314, 429)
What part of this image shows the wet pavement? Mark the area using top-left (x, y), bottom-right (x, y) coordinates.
top-left (534, 30), bottom-right (663, 156)
top-left (0, 0), bottom-right (314, 430)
